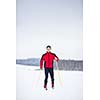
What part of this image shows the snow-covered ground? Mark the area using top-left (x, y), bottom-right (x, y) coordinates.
top-left (16, 65), bottom-right (83, 100)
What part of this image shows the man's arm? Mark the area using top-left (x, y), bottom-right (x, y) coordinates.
top-left (53, 53), bottom-right (59, 62)
top-left (40, 55), bottom-right (44, 69)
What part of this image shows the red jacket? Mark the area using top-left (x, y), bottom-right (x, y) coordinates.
top-left (40, 52), bottom-right (59, 69)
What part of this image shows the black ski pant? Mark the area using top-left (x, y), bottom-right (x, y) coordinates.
top-left (44, 67), bottom-right (54, 86)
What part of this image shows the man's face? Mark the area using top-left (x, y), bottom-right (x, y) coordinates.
top-left (46, 47), bottom-right (51, 52)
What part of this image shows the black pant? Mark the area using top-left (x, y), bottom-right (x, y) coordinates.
top-left (44, 68), bottom-right (54, 86)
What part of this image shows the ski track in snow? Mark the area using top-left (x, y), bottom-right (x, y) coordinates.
top-left (16, 65), bottom-right (83, 100)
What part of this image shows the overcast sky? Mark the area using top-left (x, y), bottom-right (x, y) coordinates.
top-left (16, 0), bottom-right (83, 60)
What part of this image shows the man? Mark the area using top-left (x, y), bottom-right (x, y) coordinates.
top-left (40, 45), bottom-right (59, 90)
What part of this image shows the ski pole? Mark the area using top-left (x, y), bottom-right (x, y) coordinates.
top-left (35, 61), bottom-right (44, 87)
top-left (56, 61), bottom-right (63, 87)
top-left (35, 69), bottom-right (42, 87)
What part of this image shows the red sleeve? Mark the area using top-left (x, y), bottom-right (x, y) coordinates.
top-left (40, 55), bottom-right (45, 69)
top-left (53, 54), bottom-right (59, 62)
top-left (55, 55), bottom-right (59, 62)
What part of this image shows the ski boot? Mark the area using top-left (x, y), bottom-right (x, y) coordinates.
top-left (44, 85), bottom-right (48, 90)
top-left (52, 83), bottom-right (54, 89)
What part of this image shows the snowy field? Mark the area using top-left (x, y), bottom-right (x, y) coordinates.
top-left (16, 65), bottom-right (83, 100)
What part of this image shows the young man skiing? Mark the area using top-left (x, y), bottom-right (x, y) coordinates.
top-left (40, 45), bottom-right (59, 90)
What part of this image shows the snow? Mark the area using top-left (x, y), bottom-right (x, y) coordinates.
top-left (16, 65), bottom-right (83, 100)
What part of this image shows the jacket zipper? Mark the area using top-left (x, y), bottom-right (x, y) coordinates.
top-left (48, 53), bottom-right (50, 67)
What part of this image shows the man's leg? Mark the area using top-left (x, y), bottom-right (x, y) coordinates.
top-left (44, 68), bottom-right (48, 88)
top-left (49, 68), bottom-right (54, 88)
